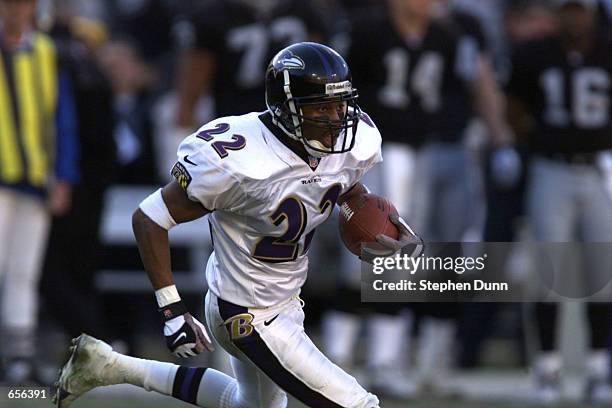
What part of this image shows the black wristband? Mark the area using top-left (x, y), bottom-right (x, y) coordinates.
top-left (159, 301), bottom-right (188, 322)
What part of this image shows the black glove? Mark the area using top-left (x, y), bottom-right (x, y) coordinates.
top-left (159, 301), bottom-right (214, 358)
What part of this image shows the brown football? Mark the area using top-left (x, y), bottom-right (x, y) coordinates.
top-left (339, 193), bottom-right (399, 256)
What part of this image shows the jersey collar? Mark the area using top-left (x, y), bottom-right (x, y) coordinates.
top-left (258, 112), bottom-right (321, 171)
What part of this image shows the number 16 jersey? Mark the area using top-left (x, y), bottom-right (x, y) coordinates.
top-left (172, 111), bottom-right (382, 307)
top-left (507, 32), bottom-right (612, 154)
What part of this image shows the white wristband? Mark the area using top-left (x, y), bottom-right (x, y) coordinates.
top-left (155, 285), bottom-right (181, 308)
top-left (139, 188), bottom-right (177, 230)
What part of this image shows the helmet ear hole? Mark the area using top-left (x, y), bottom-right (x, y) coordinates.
top-left (265, 42), bottom-right (360, 156)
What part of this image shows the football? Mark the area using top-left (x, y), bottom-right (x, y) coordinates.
top-left (339, 193), bottom-right (399, 257)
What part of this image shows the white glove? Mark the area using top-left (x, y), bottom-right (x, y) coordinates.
top-left (490, 145), bottom-right (521, 189)
top-left (161, 306), bottom-right (214, 357)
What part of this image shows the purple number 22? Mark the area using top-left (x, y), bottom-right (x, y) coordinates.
top-left (196, 123), bottom-right (246, 159)
top-left (253, 185), bottom-right (342, 263)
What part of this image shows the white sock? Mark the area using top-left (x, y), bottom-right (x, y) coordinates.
top-left (416, 317), bottom-right (455, 382)
top-left (112, 352), bottom-right (174, 391)
top-left (367, 312), bottom-right (411, 369)
top-left (112, 352), bottom-right (237, 407)
top-left (587, 349), bottom-right (610, 380)
top-left (533, 351), bottom-right (562, 375)
top-left (321, 311), bottom-right (360, 367)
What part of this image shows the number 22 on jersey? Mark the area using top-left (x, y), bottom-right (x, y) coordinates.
top-left (253, 185), bottom-right (342, 263)
top-left (196, 123), bottom-right (246, 158)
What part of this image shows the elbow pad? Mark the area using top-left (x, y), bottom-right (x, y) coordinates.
top-left (139, 188), bottom-right (177, 230)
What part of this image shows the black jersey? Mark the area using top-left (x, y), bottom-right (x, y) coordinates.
top-left (175, 0), bottom-right (324, 117)
top-left (432, 10), bottom-right (488, 143)
top-left (346, 13), bottom-right (459, 147)
top-left (507, 32), bottom-right (612, 154)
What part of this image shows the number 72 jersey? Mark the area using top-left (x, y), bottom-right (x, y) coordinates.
top-left (172, 112), bottom-right (382, 308)
top-left (173, 0), bottom-right (324, 117)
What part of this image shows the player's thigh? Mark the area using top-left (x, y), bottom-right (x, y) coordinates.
top-left (580, 169), bottom-right (612, 241)
top-left (216, 296), bottom-right (379, 408)
top-left (526, 157), bottom-right (575, 241)
top-left (0, 188), bottom-right (17, 275)
top-left (204, 290), bottom-right (251, 363)
top-left (579, 172), bottom-right (612, 298)
top-left (5, 192), bottom-right (49, 279)
top-left (438, 146), bottom-right (483, 241)
top-left (380, 142), bottom-right (417, 216)
top-left (410, 145), bottom-right (434, 234)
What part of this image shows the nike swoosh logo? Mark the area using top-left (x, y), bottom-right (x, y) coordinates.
top-left (172, 332), bottom-right (187, 346)
top-left (264, 314), bottom-right (280, 326)
top-left (183, 155), bottom-right (197, 165)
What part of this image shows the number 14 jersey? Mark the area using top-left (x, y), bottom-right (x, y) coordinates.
top-left (172, 111), bottom-right (382, 307)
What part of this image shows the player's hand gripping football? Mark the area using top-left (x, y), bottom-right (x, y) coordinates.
top-left (159, 303), bottom-right (214, 357)
top-left (375, 214), bottom-right (424, 258)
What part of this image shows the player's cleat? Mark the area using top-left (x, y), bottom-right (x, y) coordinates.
top-left (53, 334), bottom-right (122, 407)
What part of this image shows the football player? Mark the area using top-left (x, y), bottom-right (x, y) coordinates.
top-left (322, 0), bottom-right (480, 398)
top-left (53, 42), bottom-right (420, 408)
top-left (403, 0), bottom-right (516, 396)
top-left (506, 0), bottom-right (612, 403)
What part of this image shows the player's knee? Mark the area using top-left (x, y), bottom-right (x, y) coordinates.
top-left (4, 269), bottom-right (37, 289)
top-left (261, 390), bottom-right (287, 408)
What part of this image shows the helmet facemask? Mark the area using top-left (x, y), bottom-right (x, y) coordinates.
top-left (268, 72), bottom-right (361, 158)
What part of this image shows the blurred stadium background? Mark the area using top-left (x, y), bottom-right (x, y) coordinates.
top-left (1, 0), bottom-right (612, 406)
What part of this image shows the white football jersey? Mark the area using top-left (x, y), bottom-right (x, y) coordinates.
top-left (173, 111), bottom-right (382, 307)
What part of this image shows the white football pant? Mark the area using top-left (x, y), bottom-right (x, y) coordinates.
top-left (205, 291), bottom-right (380, 408)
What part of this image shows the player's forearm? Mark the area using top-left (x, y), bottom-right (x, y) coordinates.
top-left (132, 208), bottom-right (175, 290)
top-left (473, 55), bottom-right (514, 146)
top-left (506, 95), bottom-right (533, 141)
top-left (174, 50), bottom-right (215, 128)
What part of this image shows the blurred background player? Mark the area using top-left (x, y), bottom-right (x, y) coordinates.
top-left (0, 0), bottom-right (79, 384)
top-left (403, 0), bottom-right (514, 396)
top-left (456, 0), bottom-right (559, 372)
top-left (160, 0), bottom-right (327, 177)
top-left (40, 4), bottom-right (116, 349)
top-left (505, 0), bottom-right (612, 403)
top-left (97, 39), bottom-right (158, 185)
top-left (322, 0), bottom-right (470, 398)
